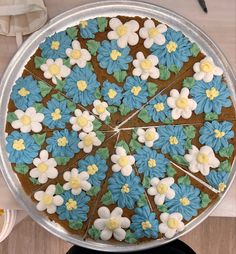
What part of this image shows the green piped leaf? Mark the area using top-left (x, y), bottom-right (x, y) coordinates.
top-left (104, 116), bottom-right (111, 125)
top-left (107, 105), bottom-right (118, 113)
top-left (55, 78), bottom-right (66, 91)
top-left (166, 164), bottom-right (177, 177)
top-left (14, 164), bottom-right (29, 175)
top-left (29, 177), bottom-right (40, 185)
top-left (87, 186), bottom-right (100, 197)
top-left (184, 125), bottom-right (196, 139)
top-left (183, 77), bottom-right (195, 89)
top-left (159, 65), bottom-right (171, 80)
top-left (137, 194), bottom-right (147, 207)
top-left (163, 117), bottom-right (173, 124)
top-left (157, 204), bottom-right (168, 213)
top-left (101, 191), bottom-right (114, 206)
top-left (116, 140), bottom-right (130, 153)
top-left (169, 65), bottom-right (180, 74)
top-left (129, 139), bottom-right (142, 152)
top-left (113, 71), bottom-right (127, 83)
top-left (190, 43), bottom-right (201, 57)
top-left (63, 58), bottom-right (71, 68)
top-left (219, 144), bottom-right (234, 158)
top-left (178, 175), bottom-right (191, 185)
top-left (147, 82), bottom-right (158, 96)
top-left (86, 62), bottom-right (94, 71)
top-left (69, 220), bottom-right (83, 230)
top-left (205, 112), bottom-right (218, 121)
top-left (54, 157), bottom-right (70, 166)
top-left (142, 176), bottom-right (151, 188)
top-left (97, 17), bottom-right (108, 32)
top-left (200, 192), bottom-right (211, 208)
top-left (86, 40), bottom-right (100, 56)
top-left (34, 56), bottom-right (46, 69)
top-left (66, 100), bottom-right (76, 112)
top-left (132, 128), bottom-right (138, 139)
top-left (119, 104), bottom-right (131, 116)
top-left (184, 139), bottom-right (193, 150)
top-left (94, 88), bottom-right (102, 99)
top-left (125, 230), bottom-right (137, 244)
top-left (38, 81), bottom-right (52, 97)
top-left (88, 226), bottom-right (101, 240)
top-left (7, 112), bottom-right (17, 123)
top-left (33, 133), bottom-right (46, 146)
top-left (95, 131), bottom-right (105, 142)
top-left (92, 119), bottom-right (102, 131)
top-left (172, 155), bottom-right (189, 166)
top-left (218, 160), bottom-right (231, 172)
top-left (96, 147), bottom-right (109, 160)
top-left (138, 109), bottom-right (151, 123)
top-left (55, 183), bottom-right (64, 195)
top-left (33, 103), bottom-right (44, 112)
top-left (52, 93), bottom-right (65, 101)
top-left (66, 26), bottom-right (78, 40)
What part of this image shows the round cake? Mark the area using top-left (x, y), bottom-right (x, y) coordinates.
top-left (4, 14), bottom-right (236, 245)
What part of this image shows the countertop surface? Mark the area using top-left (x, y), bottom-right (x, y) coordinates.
top-left (0, 0), bottom-right (235, 217)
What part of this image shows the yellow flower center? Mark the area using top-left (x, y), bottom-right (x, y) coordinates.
top-left (166, 41), bottom-right (178, 53)
top-left (214, 129), bottom-right (225, 138)
top-left (69, 177), bottom-right (81, 189)
top-left (51, 108), bottom-right (62, 121)
top-left (116, 25), bottom-right (128, 37)
top-left (108, 88), bottom-right (117, 99)
top-left (121, 183), bottom-right (130, 193)
top-left (87, 164), bottom-right (98, 175)
top-left (148, 27), bottom-right (159, 38)
top-left (77, 116), bottom-right (88, 127)
top-left (20, 115), bottom-right (31, 125)
top-left (42, 194), bottom-right (53, 205)
top-left (77, 80), bottom-right (87, 91)
top-left (106, 218), bottom-right (120, 230)
top-left (141, 220), bottom-right (152, 230)
top-left (176, 97), bottom-right (188, 109)
top-left (51, 41), bottom-right (60, 50)
top-left (0, 209), bottom-right (4, 216)
top-left (18, 87), bottom-right (30, 96)
top-left (83, 135), bottom-right (93, 147)
top-left (37, 162), bottom-right (48, 173)
top-left (118, 156), bottom-right (129, 167)
top-left (48, 64), bottom-right (60, 76)
top-left (206, 87), bottom-right (219, 100)
top-left (167, 218), bottom-right (179, 229)
top-left (95, 104), bottom-right (106, 114)
top-left (70, 49), bottom-right (81, 59)
top-left (180, 197), bottom-right (190, 206)
top-left (131, 86), bottom-right (142, 96)
top-left (154, 103), bottom-right (165, 112)
top-left (145, 131), bottom-right (156, 141)
top-left (80, 20), bottom-right (88, 28)
top-left (200, 61), bottom-right (214, 73)
top-left (12, 139), bottom-right (25, 151)
top-left (196, 152), bottom-right (209, 164)
top-left (156, 182), bottom-right (168, 195)
top-left (57, 137), bottom-right (68, 147)
top-left (148, 158), bottom-right (156, 168)
top-left (110, 49), bottom-right (122, 60)
top-left (140, 59), bottom-right (152, 70)
top-left (218, 182), bottom-right (226, 192)
top-left (66, 199), bottom-right (77, 211)
top-left (169, 136), bottom-right (178, 145)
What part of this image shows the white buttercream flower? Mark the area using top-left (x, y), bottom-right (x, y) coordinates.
top-left (132, 52), bottom-right (160, 80)
top-left (184, 145), bottom-right (220, 176)
top-left (139, 20), bottom-right (167, 48)
top-left (78, 131), bottom-right (102, 153)
top-left (11, 107), bottom-right (44, 133)
top-left (111, 147), bottom-right (135, 176)
top-left (107, 18), bottom-right (139, 48)
top-left (63, 168), bottom-right (91, 195)
top-left (34, 185), bottom-right (64, 214)
top-left (30, 150), bottom-right (58, 184)
top-left (92, 100), bottom-right (110, 121)
top-left (193, 57), bottom-right (223, 83)
top-left (167, 88), bottom-right (197, 120)
top-left (159, 212), bottom-right (185, 238)
top-left (66, 40), bottom-right (91, 67)
top-left (40, 58), bottom-right (71, 84)
top-left (137, 127), bottom-right (159, 147)
top-left (70, 109), bottom-right (95, 132)
top-left (147, 177), bottom-right (175, 206)
top-left (94, 206), bottom-right (130, 241)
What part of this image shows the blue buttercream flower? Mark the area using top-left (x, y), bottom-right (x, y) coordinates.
top-left (146, 94), bottom-right (172, 122)
top-left (97, 40), bottom-right (132, 74)
top-left (43, 98), bottom-right (71, 129)
top-left (6, 131), bottom-right (40, 164)
top-left (165, 184), bottom-right (201, 221)
top-left (10, 75), bottom-right (42, 110)
top-left (190, 76), bottom-right (232, 114)
top-left (64, 66), bottom-right (99, 106)
top-left (123, 76), bottom-right (149, 110)
top-left (101, 81), bottom-right (123, 106)
top-left (78, 154), bottom-right (108, 187)
top-left (130, 206), bottom-right (158, 239)
top-left (206, 170), bottom-right (229, 192)
top-left (150, 28), bottom-right (192, 69)
top-left (135, 147), bottom-right (169, 178)
top-left (199, 121), bottom-right (234, 152)
top-left (79, 19), bottom-right (98, 39)
top-left (46, 129), bottom-right (80, 158)
top-left (56, 190), bottom-right (90, 221)
top-left (39, 31), bottom-right (72, 59)
top-left (154, 125), bottom-right (186, 156)
top-left (108, 172), bottom-right (144, 209)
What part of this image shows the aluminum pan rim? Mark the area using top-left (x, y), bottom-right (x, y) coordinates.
top-left (0, 1), bottom-right (235, 252)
